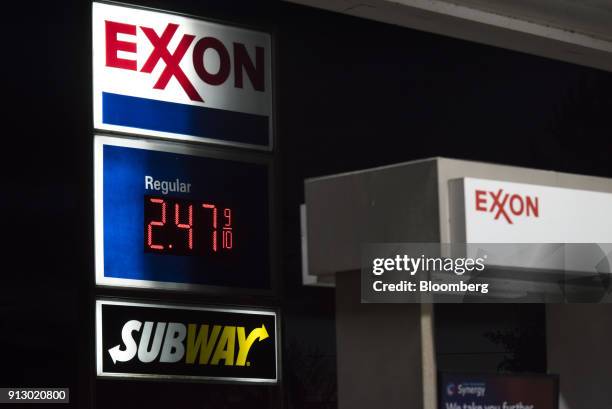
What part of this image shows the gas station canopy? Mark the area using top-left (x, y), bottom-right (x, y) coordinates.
top-left (286, 0), bottom-right (612, 73)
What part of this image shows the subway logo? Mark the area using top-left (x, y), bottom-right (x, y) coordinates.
top-left (97, 300), bottom-right (278, 383)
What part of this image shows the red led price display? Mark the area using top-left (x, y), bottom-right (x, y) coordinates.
top-left (144, 195), bottom-right (233, 255)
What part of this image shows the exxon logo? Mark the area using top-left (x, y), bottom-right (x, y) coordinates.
top-left (475, 189), bottom-right (539, 224)
top-left (104, 20), bottom-right (265, 102)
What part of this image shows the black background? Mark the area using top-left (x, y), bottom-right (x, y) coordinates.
top-left (2, 0), bottom-right (611, 408)
top-left (100, 302), bottom-right (277, 381)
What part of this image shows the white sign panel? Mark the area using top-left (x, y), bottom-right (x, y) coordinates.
top-left (92, 2), bottom-right (273, 150)
top-left (452, 177), bottom-right (612, 243)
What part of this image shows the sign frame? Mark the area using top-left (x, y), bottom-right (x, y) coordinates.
top-left (94, 134), bottom-right (277, 295)
top-left (92, 0), bottom-right (276, 151)
top-left (95, 299), bottom-right (281, 384)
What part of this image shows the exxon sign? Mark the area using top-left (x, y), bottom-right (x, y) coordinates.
top-left (92, 2), bottom-right (273, 150)
top-left (453, 177), bottom-right (612, 243)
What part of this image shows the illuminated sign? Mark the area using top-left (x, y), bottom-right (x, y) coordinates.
top-left (96, 300), bottom-right (279, 383)
top-left (92, 2), bottom-right (273, 150)
top-left (451, 178), bottom-right (612, 243)
top-left (439, 372), bottom-right (558, 409)
top-left (94, 135), bottom-right (272, 292)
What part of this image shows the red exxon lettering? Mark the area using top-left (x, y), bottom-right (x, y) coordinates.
top-left (140, 24), bottom-right (202, 102)
top-left (104, 20), bottom-right (266, 102)
top-left (474, 188), bottom-right (540, 224)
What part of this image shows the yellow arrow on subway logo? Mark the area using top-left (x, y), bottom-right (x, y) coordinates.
top-left (236, 324), bottom-right (269, 366)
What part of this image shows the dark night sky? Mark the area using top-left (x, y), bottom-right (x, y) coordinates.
top-left (1, 0), bottom-right (611, 408)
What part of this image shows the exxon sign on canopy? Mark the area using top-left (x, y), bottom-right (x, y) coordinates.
top-left (451, 177), bottom-right (612, 243)
top-left (92, 2), bottom-right (273, 150)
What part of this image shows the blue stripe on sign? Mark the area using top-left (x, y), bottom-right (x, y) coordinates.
top-left (102, 92), bottom-right (269, 147)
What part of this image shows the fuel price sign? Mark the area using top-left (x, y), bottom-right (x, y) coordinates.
top-left (94, 135), bottom-right (272, 292)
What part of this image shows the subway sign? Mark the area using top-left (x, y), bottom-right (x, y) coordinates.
top-left (96, 300), bottom-right (279, 383)
top-left (92, 2), bottom-right (273, 150)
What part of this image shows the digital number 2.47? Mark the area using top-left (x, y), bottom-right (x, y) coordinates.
top-left (145, 196), bottom-right (233, 254)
